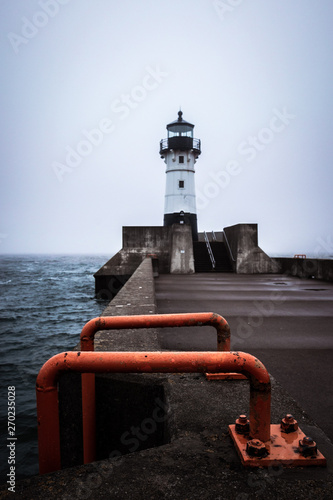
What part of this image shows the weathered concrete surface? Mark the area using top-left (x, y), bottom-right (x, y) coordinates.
top-left (3, 264), bottom-right (333, 499)
top-left (224, 223), bottom-right (279, 273)
top-left (95, 225), bottom-right (197, 297)
top-left (155, 273), bottom-right (333, 443)
top-left (94, 257), bottom-right (159, 351)
top-left (170, 224), bottom-right (194, 274)
top-left (275, 257), bottom-right (333, 282)
top-left (3, 374), bottom-right (333, 499)
top-left (94, 226), bottom-right (172, 298)
top-left (123, 226), bottom-right (170, 249)
top-left (122, 226), bottom-right (171, 274)
top-left (56, 258), bottom-right (162, 469)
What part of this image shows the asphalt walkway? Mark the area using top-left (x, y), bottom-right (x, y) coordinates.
top-left (155, 273), bottom-right (333, 442)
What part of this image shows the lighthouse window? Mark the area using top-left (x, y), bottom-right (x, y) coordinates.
top-left (179, 156), bottom-right (184, 163)
top-left (179, 180), bottom-right (184, 188)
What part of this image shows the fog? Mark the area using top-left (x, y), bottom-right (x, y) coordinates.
top-left (1, 0), bottom-right (332, 258)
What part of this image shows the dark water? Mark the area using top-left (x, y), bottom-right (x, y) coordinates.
top-left (0, 255), bottom-right (109, 483)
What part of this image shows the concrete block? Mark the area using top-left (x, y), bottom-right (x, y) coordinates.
top-left (170, 224), bottom-right (195, 274)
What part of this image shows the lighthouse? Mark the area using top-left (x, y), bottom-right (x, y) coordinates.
top-left (159, 111), bottom-right (201, 241)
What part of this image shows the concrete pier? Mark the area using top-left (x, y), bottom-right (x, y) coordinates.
top-left (155, 273), bottom-right (333, 443)
top-left (2, 259), bottom-right (333, 499)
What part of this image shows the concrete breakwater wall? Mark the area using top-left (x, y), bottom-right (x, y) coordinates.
top-left (224, 223), bottom-right (279, 274)
top-left (58, 258), bottom-right (165, 469)
top-left (94, 224), bottom-right (332, 306)
top-left (94, 225), bottom-right (194, 299)
top-left (93, 257), bottom-right (159, 350)
top-left (274, 257), bottom-right (333, 282)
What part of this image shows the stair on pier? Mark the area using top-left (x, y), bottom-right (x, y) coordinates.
top-left (193, 241), bottom-right (233, 273)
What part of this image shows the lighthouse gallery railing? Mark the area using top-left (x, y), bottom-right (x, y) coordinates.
top-left (159, 137), bottom-right (201, 153)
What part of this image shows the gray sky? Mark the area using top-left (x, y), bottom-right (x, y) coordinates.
top-left (1, 0), bottom-right (332, 257)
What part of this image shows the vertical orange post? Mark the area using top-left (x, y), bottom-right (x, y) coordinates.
top-left (36, 360), bottom-right (61, 474)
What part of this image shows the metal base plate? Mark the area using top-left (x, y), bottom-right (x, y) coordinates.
top-left (205, 373), bottom-right (247, 380)
top-left (229, 424), bottom-right (327, 467)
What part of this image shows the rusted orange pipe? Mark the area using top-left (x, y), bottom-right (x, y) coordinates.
top-left (36, 351), bottom-right (270, 474)
top-left (80, 313), bottom-right (230, 352)
top-left (80, 312), bottom-right (230, 463)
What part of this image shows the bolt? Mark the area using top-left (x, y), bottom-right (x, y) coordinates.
top-left (246, 439), bottom-right (268, 458)
top-left (280, 414), bottom-right (298, 434)
top-left (298, 436), bottom-right (317, 457)
top-left (235, 414), bottom-right (250, 435)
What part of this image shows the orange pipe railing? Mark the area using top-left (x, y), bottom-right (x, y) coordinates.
top-left (80, 312), bottom-right (231, 464)
top-left (36, 350), bottom-right (271, 474)
top-left (80, 313), bottom-right (231, 352)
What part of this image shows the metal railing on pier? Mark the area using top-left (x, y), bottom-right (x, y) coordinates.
top-left (204, 231), bottom-right (216, 269)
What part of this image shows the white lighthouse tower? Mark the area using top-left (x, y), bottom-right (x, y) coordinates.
top-left (159, 111), bottom-right (201, 241)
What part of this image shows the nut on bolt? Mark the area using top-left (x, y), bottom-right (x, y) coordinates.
top-left (235, 414), bottom-right (250, 435)
top-left (299, 436), bottom-right (317, 457)
top-left (246, 439), bottom-right (268, 458)
top-left (281, 414), bottom-right (298, 433)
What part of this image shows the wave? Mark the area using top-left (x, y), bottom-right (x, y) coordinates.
top-left (0, 254), bottom-right (107, 479)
